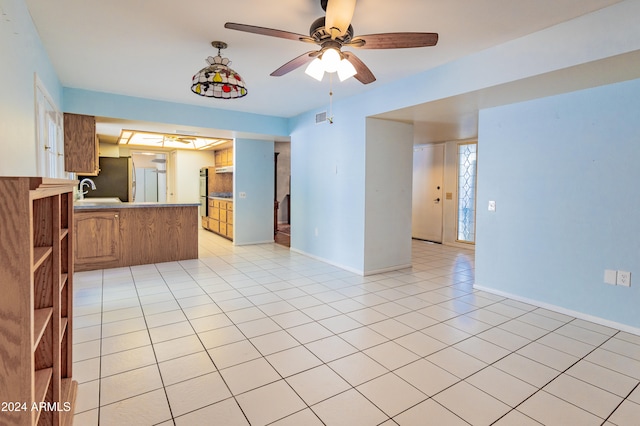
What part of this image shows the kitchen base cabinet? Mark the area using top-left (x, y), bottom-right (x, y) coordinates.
top-left (0, 177), bottom-right (78, 425)
top-left (75, 210), bottom-right (120, 270)
top-left (75, 205), bottom-right (198, 271)
top-left (204, 198), bottom-right (233, 240)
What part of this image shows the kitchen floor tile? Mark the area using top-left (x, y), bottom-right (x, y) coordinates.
top-left (394, 399), bottom-right (468, 426)
top-left (433, 381), bottom-right (510, 425)
top-left (270, 408), bottom-right (324, 426)
top-left (158, 351), bottom-right (217, 386)
top-left (148, 320), bottom-right (195, 343)
top-left (493, 353), bottom-right (560, 387)
top-left (153, 334), bottom-right (206, 362)
top-left (266, 345), bottom-right (322, 377)
top-left (235, 380), bottom-right (306, 425)
top-left (565, 360), bottom-right (639, 397)
top-left (75, 379), bottom-right (100, 414)
top-left (219, 357), bottom-right (281, 395)
top-left (73, 233), bottom-right (639, 425)
top-left (173, 398), bottom-right (249, 426)
top-left (543, 373), bottom-right (623, 418)
top-left (454, 336), bottom-right (511, 364)
top-left (395, 359), bottom-right (460, 396)
top-left (357, 372), bottom-right (427, 417)
top-left (236, 316), bottom-right (281, 338)
top-left (327, 352), bottom-right (388, 386)
top-left (338, 327), bottom-right (388, 350)
top-left (466, 366), bottom-right (537, 407)
top-left (250, 330), bottom-right (300, 355)
top-left (311, 389), bottom-right (388, 426)
top-left (165, 372), bottom-right (231, 416)
top-left (426, 347), bottom-right (487, 379)
top-left (198, 324), bottom-right (246, 349)
top-left (207, 339), bottom-right (262, 369)
top-left (100, 345), bottom-right (156, 377)
top-left (394, 331), bottom-right (447, 357)
top-left (286, 365), bottom-right (351, 405)
top-left (516, 341), bottom-right (579, 371)
top-left (304, 335), bottom-right (358, 363)
top-left (608, 399), bottom-right (640, 426)
top-left (100, 365), bottom-right (164, 405)
top-left (99, 389), bottom-right (172, 425)
top-left (517, 390), bottom-right (603, 426)
top-left (189, 312), bottom-right (234, 333)
top-left (364, 341), bottom-right (420, 371)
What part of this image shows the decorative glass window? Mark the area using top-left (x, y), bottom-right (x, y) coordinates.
top-left (457, 142), bottom-right (477, 243)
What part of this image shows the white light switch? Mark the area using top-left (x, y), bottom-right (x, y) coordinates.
top-left (604, 269), bottom-right (617, 285)
top-left (488, 201), bottom-right (496, 212)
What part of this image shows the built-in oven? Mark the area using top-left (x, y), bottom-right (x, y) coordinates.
top-left (199, 168), bottom-right (208, 217)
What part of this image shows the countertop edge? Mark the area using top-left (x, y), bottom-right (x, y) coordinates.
top-left (74, 202), bottom-right (200, 210)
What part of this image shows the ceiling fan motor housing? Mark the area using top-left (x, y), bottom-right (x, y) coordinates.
top-left (310, 17), bottom-right (354, 44)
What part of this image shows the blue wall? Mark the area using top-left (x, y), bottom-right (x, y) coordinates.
top-left (234, 138), bottom-right (275, 245)
top-left (64, 88), bottom-right (288, 138)
top-left (0, 0), bottom-right (62, 175)
top-left (476, 78), bottom-right (640, 330)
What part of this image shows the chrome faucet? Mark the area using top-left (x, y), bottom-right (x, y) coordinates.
top-left (79, 178), bottom-right (96, 199)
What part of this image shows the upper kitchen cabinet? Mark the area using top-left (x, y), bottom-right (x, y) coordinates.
top-left (64, 113), bottom-right (99, 175)
top-left (215, 147), bottom-right (233, 167)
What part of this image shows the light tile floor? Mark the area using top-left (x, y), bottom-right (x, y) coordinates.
top-left (72, 230), bottom-right (640, 425)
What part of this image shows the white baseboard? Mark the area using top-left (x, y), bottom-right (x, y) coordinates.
top-left (474, 284), bottom-right (640, 336)
top-left (289, 247), bottom-right (364, 275)
top-left (363, 263), bottom-right (413, 277)
top-left (233, 239), bottom-right (276, 246)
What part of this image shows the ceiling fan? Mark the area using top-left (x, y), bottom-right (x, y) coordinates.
top-left (143, 135), bottom-right (196, 145)
top-left (225, 0), bottom-right (438, 84)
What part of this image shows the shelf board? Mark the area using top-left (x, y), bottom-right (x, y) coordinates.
top-left (60, 228), bottom-right (69, 240)
top-left (33, 307), bottom-right (53, 350)
top-left (33, 246), bottom-right (53, 270)
top-left (34, 367), bottom-right (53, 406)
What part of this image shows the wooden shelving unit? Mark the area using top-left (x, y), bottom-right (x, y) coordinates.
top-left (0, 177), bottom-right (78, 425)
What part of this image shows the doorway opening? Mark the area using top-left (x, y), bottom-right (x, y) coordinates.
top-left (274, 142), bottom-right (291, 247)
top-left (131, 151), bottom-right (168, 203)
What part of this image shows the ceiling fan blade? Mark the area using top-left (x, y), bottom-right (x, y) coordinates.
top-left (271, 51), bottom-right (318, 76)
top-left (325, 0), bottom-right (357, 39)
top-left (224, 23), bottom-right (314, 43)
top-left (347, 32), bottom-right (439, 49)
top-left (342, 51), bottom-right (375, 84)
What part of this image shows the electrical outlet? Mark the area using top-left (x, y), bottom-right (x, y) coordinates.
top-left (239, 192), bottom-right (247, 199)
top-left (488, 201), bottom-right (496, 212)
top-left (617, 270), bottom-right (631, 287)
top-left (604, 269), bottom-right (617, 285)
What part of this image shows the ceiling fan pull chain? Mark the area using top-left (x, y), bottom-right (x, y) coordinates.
top-left (328, 73), bottom-right (334, 124)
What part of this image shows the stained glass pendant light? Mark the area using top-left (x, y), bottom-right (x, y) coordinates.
top-left (191, 41), bottom-right (247, 99)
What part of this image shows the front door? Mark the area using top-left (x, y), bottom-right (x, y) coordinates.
top-left (412, 144), bottom-right (444, 242)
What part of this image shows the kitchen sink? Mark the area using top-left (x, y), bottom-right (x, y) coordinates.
top-left (75, 197), bottom-right (122, 204)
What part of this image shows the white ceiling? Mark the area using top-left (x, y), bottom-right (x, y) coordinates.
top-left (26, 0), bottom-right (622, 141)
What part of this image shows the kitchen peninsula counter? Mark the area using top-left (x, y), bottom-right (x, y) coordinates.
top-left (74, 202), bottom-right (199, 271)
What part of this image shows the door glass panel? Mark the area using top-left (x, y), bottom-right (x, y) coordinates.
top-left (457, 143), bottom-right (477, 243)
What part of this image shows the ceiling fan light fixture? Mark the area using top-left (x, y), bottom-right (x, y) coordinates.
top-left (305, 58), bottom-right (325, 81)
top-left (337, 58), bottom-right (357, 81)
top-left (321, 48), bottom-right (341, 73)
top-left (191, 41), bottom-right (247, 99)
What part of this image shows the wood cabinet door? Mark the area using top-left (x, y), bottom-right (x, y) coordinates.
top-left (63, 113), bottom-right (98, 175)
top-left (74, 210), bottom-right (120, 269)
